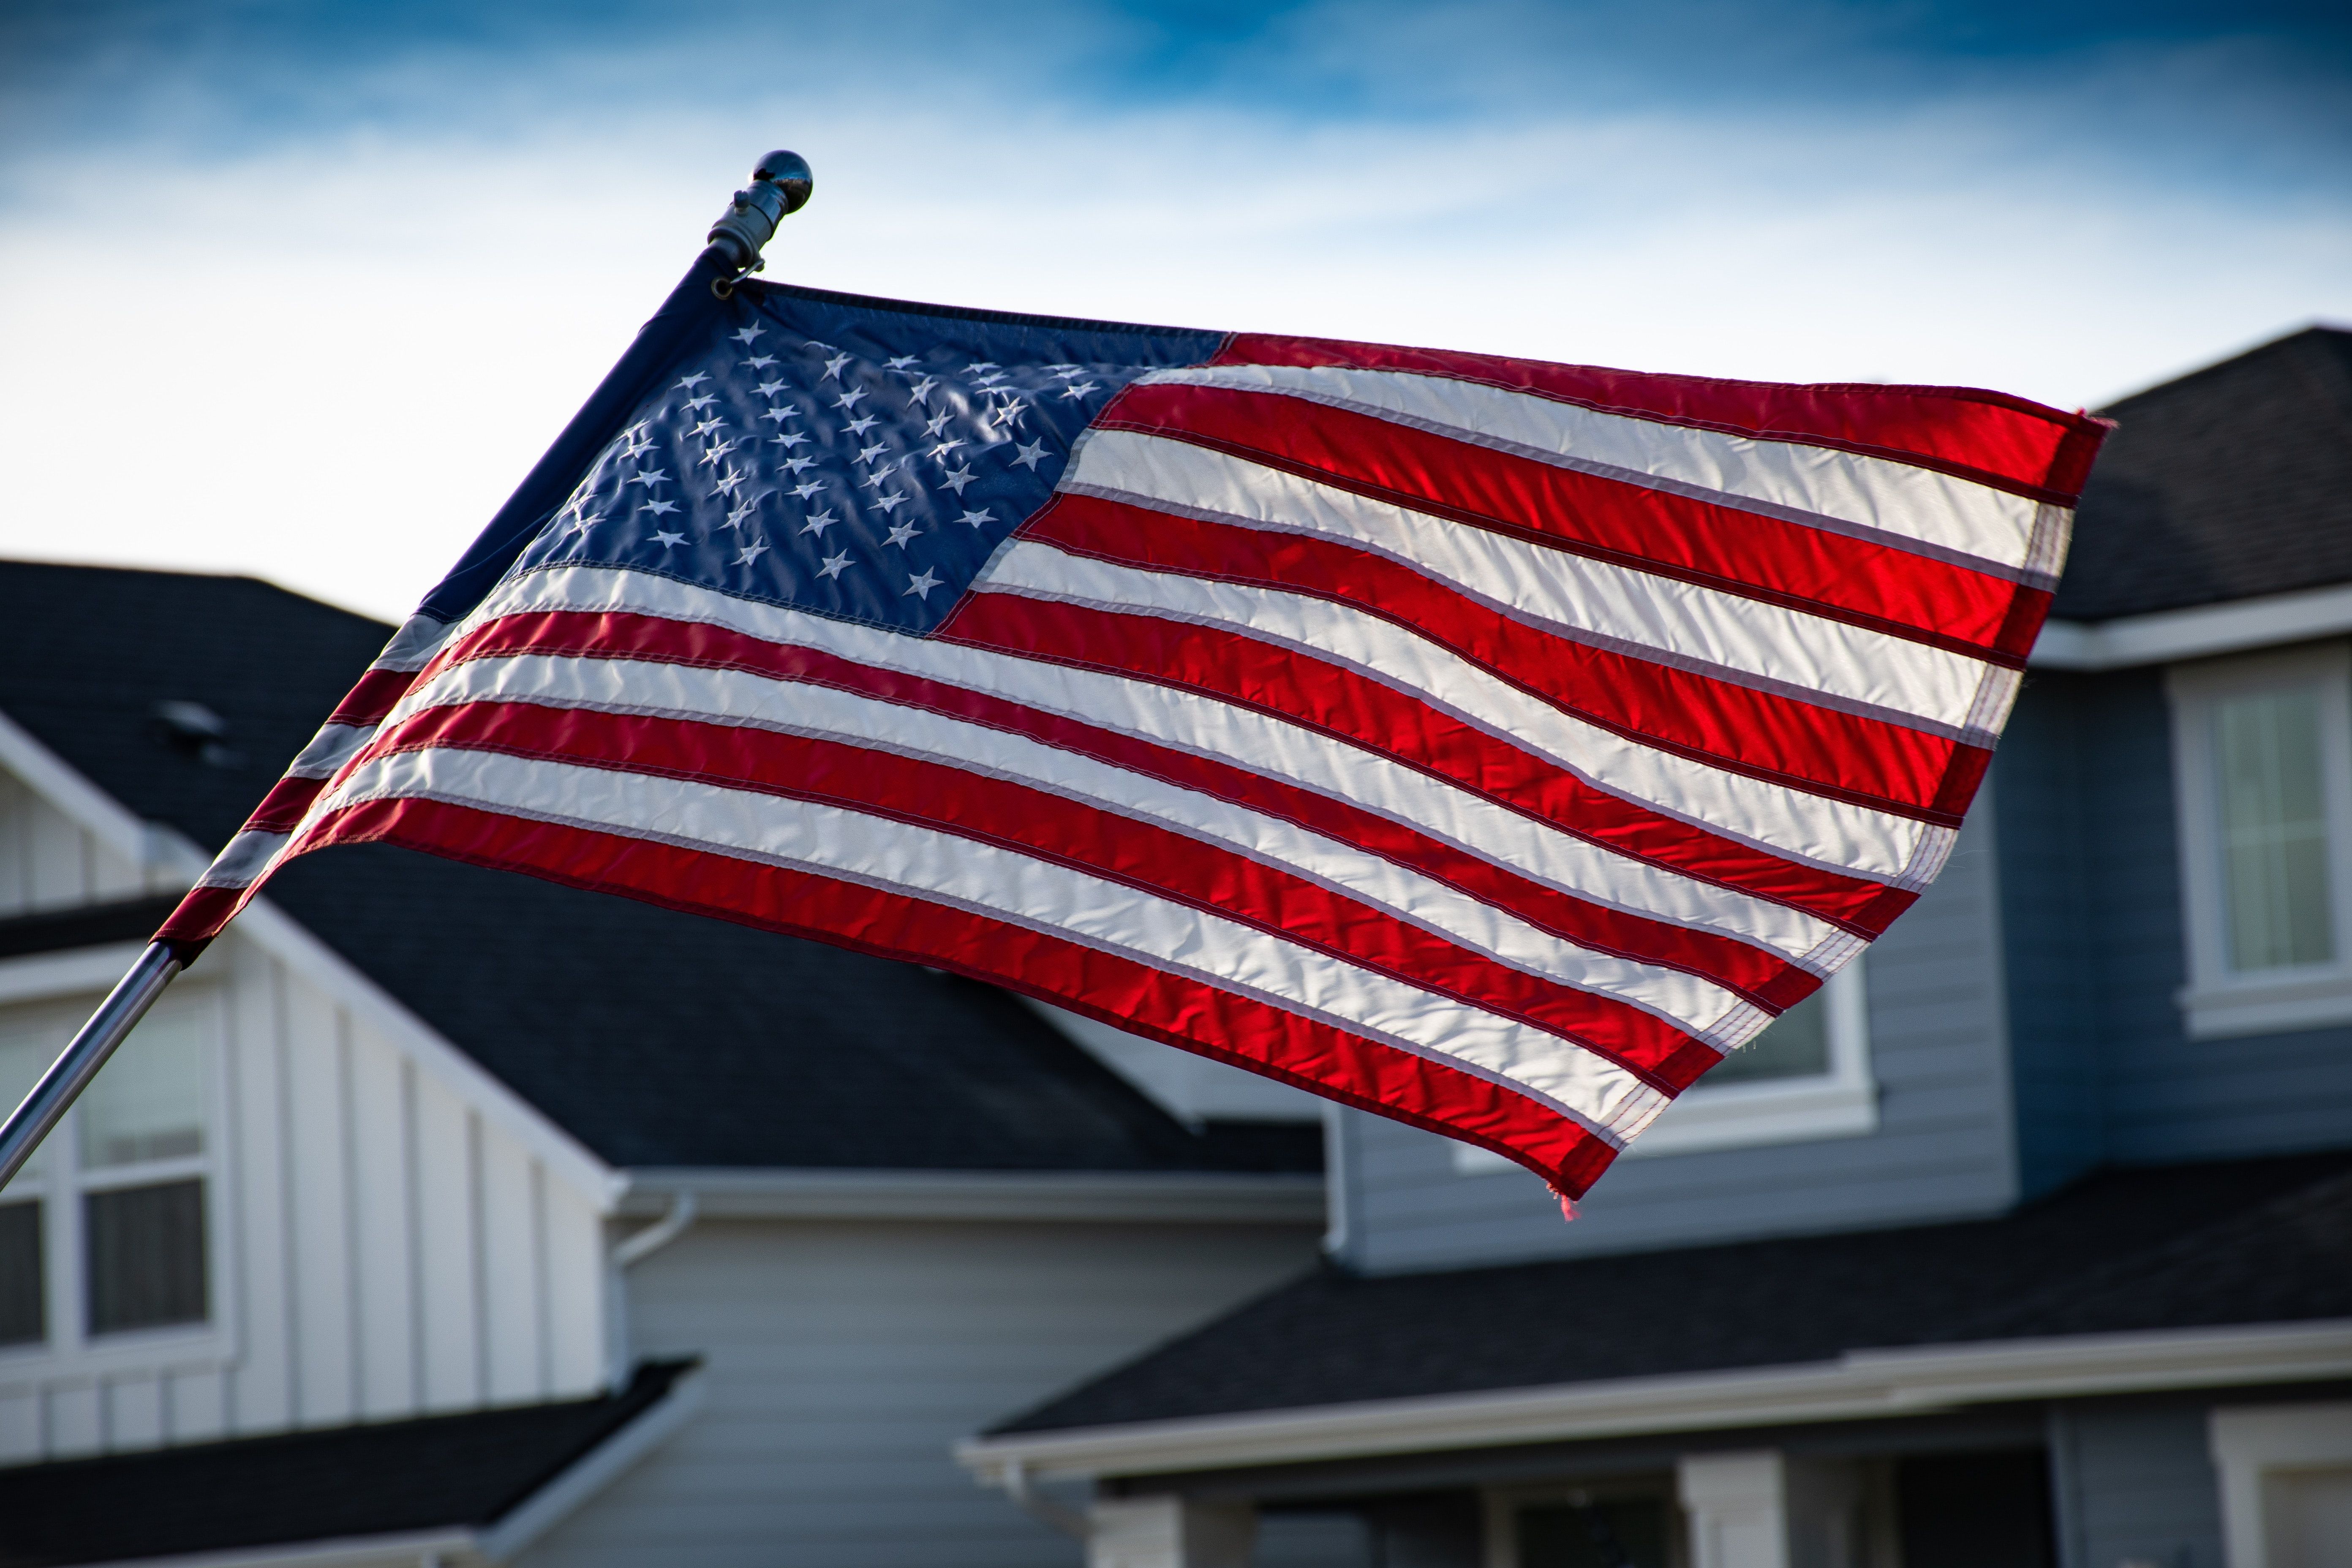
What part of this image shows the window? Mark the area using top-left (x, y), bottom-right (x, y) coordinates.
top-left (2168, 645), bottom-right (2352, 1038)
top-left (1454, 964), bottom-right (1875, 1172)
top-left (0, 994), bottom-right (214, 1354)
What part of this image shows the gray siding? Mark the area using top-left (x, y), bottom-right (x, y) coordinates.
top-left (521, 1215), bottom-right (1318, 1568)
top-left (1339, 808), bottom-right (2019, 1273)
top-left (1998, 664), bottom-right (2352, 1188)
top-left (2049, 1397), bottom-right (2225, 1568)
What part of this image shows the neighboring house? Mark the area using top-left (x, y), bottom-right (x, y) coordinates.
top-left (0, 563), bottom-right (1328, 1565)
top-left (957, 327), bottom-right (2352, 1568)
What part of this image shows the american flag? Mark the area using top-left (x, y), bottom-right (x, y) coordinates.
top-left (159, 278), bottom-right (2107, 1199)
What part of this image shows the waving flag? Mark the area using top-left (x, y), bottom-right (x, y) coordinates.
top-left (158, 260), bottom-right (2107, 1198)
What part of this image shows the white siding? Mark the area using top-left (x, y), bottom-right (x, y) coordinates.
top-left (522, 1217), bottom-right (1320, 1568)
top-left (0, 755), bottom-right (612, 1459)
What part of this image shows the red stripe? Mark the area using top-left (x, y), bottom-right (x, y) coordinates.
top-left (329, 668), bottom-right (422, 727)
top-left (1102, 381), bottom-right (2045, 660)
top-left (242, 774), bottom-right (330, 835)
top-left (1022, 493), bottom-right (1988, 822)
top-left (365, 697), bottom-right (1734, 1087)
top-left (942, 589), bottom-right (1899, 931)
top-left (294, 792), bottom-right (1625, 1195)
top-left (155, 885), bottom-right (245, 946)
top-left (1215, 335), bottom-right (2110, 503)
top-left (438, 609), bottom-right (1850, 987)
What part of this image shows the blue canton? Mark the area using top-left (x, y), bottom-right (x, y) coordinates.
top-left (517, 287), bottom-right (1223, 635)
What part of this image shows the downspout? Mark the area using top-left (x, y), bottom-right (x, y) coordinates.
top-left (1004, 1458), bottom-right (1093, 1541)
top-left (606, 1190), bottom-right (698, 1389)
top-left (615, 1190), bottom-right (699, 1267)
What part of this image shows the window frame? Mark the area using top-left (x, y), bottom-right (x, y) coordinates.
top-left (0, 952), bottom-right (232, 1378)
top-left (2167, 642), bottom-right (2352, 1040)
top-left (1452, 963), bottom-right (1876, 1173)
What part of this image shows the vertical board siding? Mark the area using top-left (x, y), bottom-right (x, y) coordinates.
top-left (224, 945), bottom-right (295, 1432)
top-left (1342, 809), bottom-right (2020, 1273)
top-left (520, 1217), bottom-right (1319, 1568)
top-left (478, 1132), bottom-right (547, 1405)
top-left (414, 1078), bottom-right (485, 1412)
top-left (283, 976), bottom-right (357, 1426)
top-left (2049, 1397), bottom-right (2225, 1568)
top-left (348, 1021), bottom-right (419, 1419)
top-left (0, 776), bottom-right (147, 916)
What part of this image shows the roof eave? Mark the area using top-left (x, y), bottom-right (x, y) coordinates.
top-left (2032, 579), bottom-right (2352, 672)
top-left (957, 1317), bottom-right (2352, 1484)
top-left (618, 1165), bottom-right (1326, 1224)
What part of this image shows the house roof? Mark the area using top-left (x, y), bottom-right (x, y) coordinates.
top-left (991, 1150), bottom-right (2352, 1436)
top-left (2056, 325), bottom-right (2352, 622)
top-left (0, 559), bottom-right (1318, 1176)
top-left (0, 1360), bottom-right (694, 1568)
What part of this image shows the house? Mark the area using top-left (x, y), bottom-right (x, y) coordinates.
top-left (954, 327), bottom-right (2352, 1568)
top-left (0, 561), bottom-right (1329, 1565)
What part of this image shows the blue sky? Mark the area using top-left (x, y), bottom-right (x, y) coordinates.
top-left (3, 0), bottom-right (2347, 618)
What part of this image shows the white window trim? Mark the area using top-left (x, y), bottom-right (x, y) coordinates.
top-left (0, 977), bottom-right (239, 1388)
top-left (1453, 964), bottom-right (1875, 1173)
top-left (2210, 1400), bottom-right (2352, 1568)
top-left (2166, 642), bottom-right (2352, 1040)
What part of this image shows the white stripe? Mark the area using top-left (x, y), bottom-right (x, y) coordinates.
top-left (372, 613), bottom-right (457, 672)
top-left (394, 651), bottom-right (1767, 1043)
top-left (447, 566), bottom-right (1851, 968)
top-left (196, 830), bottom-right (291, 889)
top-left (1065, 430), bottom-right (2004, 739)
top-left (1140, 362), bottom-right (2047, 577)
top-left (285, 722), bottom-right (378, 780)
top-left (317, 745), bottom-right (1670, 1144)
top-left (980, 539), bottom-right (1947, 888)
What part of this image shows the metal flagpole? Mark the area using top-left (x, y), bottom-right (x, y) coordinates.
top-left (0, 150), bottom-right (814, 1194)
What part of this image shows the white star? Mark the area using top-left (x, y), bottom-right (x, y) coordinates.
top-left (873, 491), bottom-right (913, 513)
top-left (687, 417), bottom-right (726, 439)
top-left (938, 464), bottom-right (977, 495)
top-left (921, 409), bottom-right (954, 437)
top-left (674, 373), bottom-right (709, 391)
top-left (561, 509), bottom-right (604, 535)
top-left (885, 521), bottom-right (921, 547)
top-left (736, 540), bottom-right (770, 566)
top-left (628, 468), bottom-right (670, 487)
top-left (959, 508), bottom-right (996, 528)
top-left (699, 440), bottom-right (738, 466)
top-left (822, 352), bottom-right (852, 380)
top-left (712, 466), bottom-right (748, 496)
top-left (885, 355), bottom-right (919, 370)
top-left (908, 376), bottom-right (939, 404)
top-left (640, 498), bottom-right (679, 516)
top-left (904, 568), bottom-right (945, 600)
top-left (973, 371), bottom-right (1009, 389)
top-left (800, 509), bottom-right (839, 536)
top-left (1049, 365), bottom-right (1083, 379)
top-left (760, 406), bottom-right (797, 425)
top-left (1059, 381), bottom-right (1100, 399)
top-left (966, 361), bottom-right (998, 373)
top-left (726, 497), bottom-right (763, 528)
top-left (781, 455), bottom-right (817, 474)
top-left (817, 551), bottom-right (854, 578)
top-left (683, 394), bottom-right (718, 413)
top-left (855, 442), bottom-right (889, 465)
top-left (992, 398), bottom-right (1029, 427)
top-left (653, 528), bottom-right (686, 548)
top-left (845, 415), bottom-right (880, 436)
top-left (741, 355), bottom-right (778, 371)
top-left (791, 481), bottom-right (825, 499)
top-left (769, 428), bottom-right (808, 447)
top-left (732, 326), bottom-right (764, 346)
top-left (755, 380), bottom-right (790, 397)
top-left (928, 439), bottom-right (966, 460)
top-left (832, 388), bottom-right (868, 411)
top-left (1010, 440), bottom-right (1051, 470)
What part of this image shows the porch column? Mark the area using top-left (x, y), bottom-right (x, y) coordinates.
top-left (1087, 1495), bottom-right (1256, 1568)
top-left (1678, 1451), bottom-right (1862, 1568)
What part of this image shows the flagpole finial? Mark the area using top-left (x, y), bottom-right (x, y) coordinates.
top-left (705, 150), bottom-right (813, 278)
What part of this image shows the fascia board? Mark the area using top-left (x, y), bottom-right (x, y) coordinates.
top-left (0, 705), bottom-right (623, 1215)
top-left (229, 895), bottom-right (626, 1214)
top-left (956, 1318), bottom-right (2352, 1482)
top-left (475, 1367), bottom-right (706, 1561)
top-left (71, 1527), bottom-right (482, 1568)
top-left (618, 1166), bottom-right (1326, 1224)
top-left (2031, 581), bottom-right (2352, 671)
top-left (0, 708), bottom-right (207, 884)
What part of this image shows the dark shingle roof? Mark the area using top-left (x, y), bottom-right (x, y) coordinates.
top-left (0, 1360), bottom-right (693, 1568)
top-left (0, 560), bottom-right (1317, 1176)
top-left (993, 1152), bottom-right (2352, 1435)
top-left (2055, 325), bottom-right (2352, 622)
